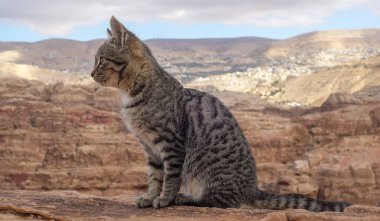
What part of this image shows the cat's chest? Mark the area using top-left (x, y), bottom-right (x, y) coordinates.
top-left (120, 92), bottom-right (162, 159)
top-left (121, 109), bottom-right (161, 157)
top-left (120, 92), bottom-right (135, 129)
top-left (120, 105), bottom-right (144, 137)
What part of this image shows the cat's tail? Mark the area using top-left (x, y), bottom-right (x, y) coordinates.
top-left (252, 189), bottom-right (351, 212)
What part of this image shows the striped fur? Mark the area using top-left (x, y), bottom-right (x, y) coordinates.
top-left (253, 190), bottom-right (351, 212)
top-left (90, 16), bottom-right (351, 212)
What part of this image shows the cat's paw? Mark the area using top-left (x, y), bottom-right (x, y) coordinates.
top-left (152, 197), bottom-right (171, 209)
top-left (135, 196), bottom-right (153, 208)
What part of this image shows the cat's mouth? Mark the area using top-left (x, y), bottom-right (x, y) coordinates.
top-left (92, 73), bottom-right (110, 85)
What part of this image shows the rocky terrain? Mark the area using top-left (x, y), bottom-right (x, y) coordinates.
top-left (1, 191), bottom-right (380, 221)
top-left (1, 29), bottom-right (380, 219)
top-left (1, 77), bottom-right (379, 207)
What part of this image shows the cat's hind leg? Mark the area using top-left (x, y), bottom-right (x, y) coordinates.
top-left (174, 194), bottom-right (200, 206)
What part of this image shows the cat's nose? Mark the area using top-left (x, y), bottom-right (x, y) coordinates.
top-left (91, 70), bottom-right (95, 77)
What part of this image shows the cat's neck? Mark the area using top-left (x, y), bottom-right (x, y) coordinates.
top-left (119, 67), bottom-right (183, 108)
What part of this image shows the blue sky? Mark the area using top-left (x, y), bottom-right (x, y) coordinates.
top-left (0, 0), bottom-right (380, 42)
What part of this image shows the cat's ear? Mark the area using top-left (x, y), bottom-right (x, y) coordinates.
top-left (110, 16), bottom-right (129, 47)
top-left (109, 16), bottom-right (144, 57)
top-left (107, 28), bottom-right (112, 39)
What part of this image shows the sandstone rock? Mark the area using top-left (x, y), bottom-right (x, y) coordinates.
top-left (1, 77), bottom-right (380, 207)
top-left (309, 126), bottom-right (326, 135)
top-left (321, 92), bottom-right (363, 111)
top-left (349, 162), bottom-right (376, 187)
top-left (293, 160), bottom-right (310, 174)
top-left (0, 78), bottom-right (147, 196)
top-left (354, 85), bottom-right (380, 103)
top-left (0, 191), bottom-right (379, 221)
top-left (369, 107), bottom-right (380, 132)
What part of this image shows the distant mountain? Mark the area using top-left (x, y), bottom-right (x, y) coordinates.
top-left (264, 29), bottom-right (380, 58)
top-left (1, 29), bottom-right (380, 79)
top-left (1, 29), bottom-right (380, 106)
top-left (0, 39), bottom-right (103, 74)
top-left (0, 37), bottom-right (275, 76)
top-left (146, 37), bottom-right (275, 56)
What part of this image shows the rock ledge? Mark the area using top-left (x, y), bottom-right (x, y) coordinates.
top-left (0, 191), bottom-right (379, 221)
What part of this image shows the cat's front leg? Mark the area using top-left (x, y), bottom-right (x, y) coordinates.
top-left (153, 145), bottom-right (185, 209)
top-left (136, 157), bottom-right (163, 208)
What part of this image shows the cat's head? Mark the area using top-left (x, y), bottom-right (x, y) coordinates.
top-left (91, 16), bottom-right (153, 89)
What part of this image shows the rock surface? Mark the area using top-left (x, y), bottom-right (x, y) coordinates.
top-left (0, 190), bottom-right (379, 221)
top-left (0, 77), bottom-right (147, 196)
top-left (0, 77), bottom-right (379, 206)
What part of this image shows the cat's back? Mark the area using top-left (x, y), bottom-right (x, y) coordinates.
top-left (181, 88), bottom-right (257, 194)
top-left (182, 88), bottom-right (248, 148)
top-left (183, 88), bottom-right (233, 119)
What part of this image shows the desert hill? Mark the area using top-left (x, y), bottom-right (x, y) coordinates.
top-left (0, 50), bottom-right (90, 84)
top-left (0, 39), bottom-right (103, 74)
top-left (275, 55), bottom-right (380, 106)
top-left (146, 36), bottom-right (274, 54)
top-left (0, 37), bottom-right (275, 77)
top-left (1, 29), bottom-right (379, 81)
top-left (264, 29), bottom-right (380, 58)
top-left (1, 29), bottom-right (380, 105)
top-left (184, 29), bottom-right (380, 105)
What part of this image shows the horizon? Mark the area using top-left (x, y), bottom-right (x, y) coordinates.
top-left (1, 1), bottom-right (380, 42)
top-left (1, 28), bottom-right (380, 44)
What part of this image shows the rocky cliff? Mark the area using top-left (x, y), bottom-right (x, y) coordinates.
top-left (1, 77), bottom-right (379, 207)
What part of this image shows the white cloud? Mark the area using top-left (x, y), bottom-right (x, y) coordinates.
top-left (368, 1), bottom-right (380, 16)
top-left (0, 0), bottom-right (377, 35)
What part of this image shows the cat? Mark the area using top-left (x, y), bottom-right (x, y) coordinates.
top-left (90, 16), bottom-right (351, 212)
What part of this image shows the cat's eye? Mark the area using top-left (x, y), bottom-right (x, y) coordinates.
top-left (101, 62), bottom-right (109, 69)
top-left (99, 57), bottom-right (105, 65)
top-left (99, 58), bottom-right (110, 69)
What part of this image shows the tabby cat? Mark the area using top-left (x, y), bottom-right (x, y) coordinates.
top-left (91, 16), bottom-right (351, 212)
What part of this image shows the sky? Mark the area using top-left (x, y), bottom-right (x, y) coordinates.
top-left (0, 0), bottom-right (380, 42)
